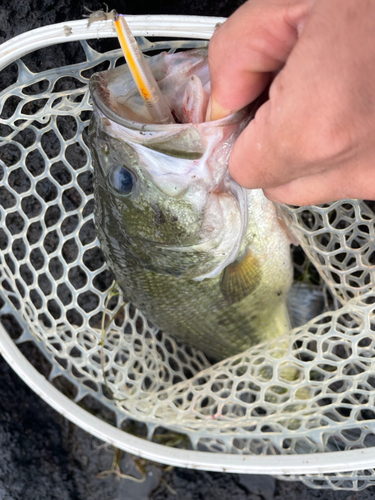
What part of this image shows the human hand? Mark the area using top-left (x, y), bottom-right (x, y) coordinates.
top-left (208, 0), bottom-right (375, 206)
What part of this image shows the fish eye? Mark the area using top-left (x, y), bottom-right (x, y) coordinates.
top-left (108, 165), bottom-right (135, 195)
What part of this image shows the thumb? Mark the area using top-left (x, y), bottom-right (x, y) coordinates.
top-left (228, 73), bottom-right (310, 191)
top-left (208, 0), bottom-right (310, 120)
top-left (228, 99), bottom-right (286, 189)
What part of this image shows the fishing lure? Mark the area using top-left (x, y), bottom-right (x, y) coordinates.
top-left (87, 8), bottom-right (175, 124)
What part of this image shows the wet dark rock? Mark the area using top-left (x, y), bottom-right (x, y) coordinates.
top-left (0, 341), bottom-right (368, 498)
top-left (0, 352), bottom-right (160, 500)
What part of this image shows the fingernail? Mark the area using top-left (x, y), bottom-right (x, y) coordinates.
top-left (207, 97), bottom-right (232, 121)
top-left (205, 96), bottom-right (212, 122)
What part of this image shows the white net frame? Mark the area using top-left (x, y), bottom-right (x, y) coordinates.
top-left (1, 17), bottom-right (375, 490)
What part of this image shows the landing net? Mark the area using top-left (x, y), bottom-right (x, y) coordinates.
top-left (1, 17), bottom-right (375, 491)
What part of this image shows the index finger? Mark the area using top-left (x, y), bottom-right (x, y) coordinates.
top-left (208, 0), bottom-right (308, 120)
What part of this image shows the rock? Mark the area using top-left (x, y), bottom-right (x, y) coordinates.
top-left (238, 474), bottom-right (276, 500)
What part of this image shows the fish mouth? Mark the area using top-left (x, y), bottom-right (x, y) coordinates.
top-left (90, 67), bottom-right (249, 133)
top-left (134, 232), bottom-right (222, 253)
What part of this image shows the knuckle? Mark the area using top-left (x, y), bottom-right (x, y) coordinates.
top-left (264, 185), bottom-right (308, 207)
top-left (269, 75), bottom-right (356, 169)
top-left (303, 122), bottom-right (353, 165)
top-left (277, 113), bottom-right (355, 170)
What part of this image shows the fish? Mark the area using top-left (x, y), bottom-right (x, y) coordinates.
top-left (88, 48), bottom-right (293, 360)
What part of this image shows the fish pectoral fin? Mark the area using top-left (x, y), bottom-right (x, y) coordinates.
top-left (220, 249), bottom-right (261, 305)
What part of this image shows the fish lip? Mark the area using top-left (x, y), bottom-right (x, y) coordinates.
top-left (193, 183), bottom-right (249, 281)
top-left (134, 234), bottom-right (217, 250)
top-left (90, 72), bottom-right (249, 132)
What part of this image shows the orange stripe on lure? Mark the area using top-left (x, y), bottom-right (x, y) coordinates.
top-left (113, 12), bottom-right (175, 124)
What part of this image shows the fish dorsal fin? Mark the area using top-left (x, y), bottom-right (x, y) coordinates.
top-left (220, 248), bottom-right (261, 305)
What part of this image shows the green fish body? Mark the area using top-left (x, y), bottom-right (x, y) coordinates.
top-left (89, 49), bottom-right (293, 360)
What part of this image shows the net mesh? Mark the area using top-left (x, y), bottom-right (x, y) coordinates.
top-left (1, 35), bottom-right (375, 490)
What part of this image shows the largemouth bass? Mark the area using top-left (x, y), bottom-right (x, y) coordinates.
top-left (88, 48), bottom-right (293, 360)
